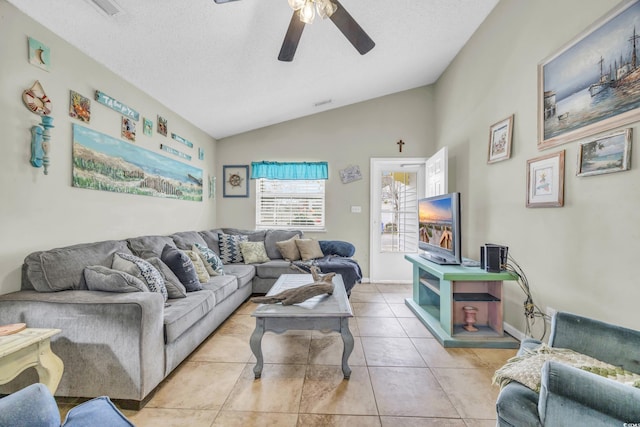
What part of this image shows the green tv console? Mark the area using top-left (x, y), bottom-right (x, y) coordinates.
top-left (405, 254), bottom-right (519, 348)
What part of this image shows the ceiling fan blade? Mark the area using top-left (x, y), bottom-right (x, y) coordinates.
top-left (330, 0), bottom-right (375, 55)
top-left (278, 11), bottom-right (305, 62)
top-left (213, 0), bottom-right (240, 3)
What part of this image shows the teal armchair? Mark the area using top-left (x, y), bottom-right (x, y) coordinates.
top-left (495, 311), bottom-right (640, 426)
top-left (0, 383), bottom-right (134, 427)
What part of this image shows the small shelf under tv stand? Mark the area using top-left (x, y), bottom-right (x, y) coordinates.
top-left (405, 254), bottom-right (519, 348)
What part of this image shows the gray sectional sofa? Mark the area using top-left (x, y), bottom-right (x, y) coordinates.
top-left (0, 228), bottom-right (359, 408)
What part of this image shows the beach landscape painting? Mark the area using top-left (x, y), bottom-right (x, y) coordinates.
top-left (577, 128), bottom-right (632, 176)
top-left (539, 0), bottom-right (640, 149)
top-left (72, 125), bottom-right (203, 201)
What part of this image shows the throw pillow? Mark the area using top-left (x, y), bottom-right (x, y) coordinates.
top-left (239, 241), bottom-right (270, 264)
top-left (275, 234), bottom-right (301, 261)
top-left (145, 257), bottom-right (187, 299)
top-left (194, 243), bottom-right (225, 276)
top-left (191, 244), bottom-right (216, 276)
top-left (160, 244), bottom-right (202, 292)
top-left (295, 239), bottom-right (324, 261)
top-left (185, 250), bottom-right (211, 283)
top-left (217, 233), bottom-right (248, 264)
top-left (112, 252), bottom-right (168, 301)
top-left (83, 266), bottom-right (148, 293)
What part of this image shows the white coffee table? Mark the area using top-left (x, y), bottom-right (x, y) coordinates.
top-left (0, 328), bottom-right (64, 394)
top-left (250, 274), bottom-right (354, 379)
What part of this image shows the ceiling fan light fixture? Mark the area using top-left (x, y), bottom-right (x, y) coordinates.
top-left (299, 1), bottom-right (315, 24)
top-left (317, 0), bottom-right (337, 19)
top-left (288, 0), bottom-right (305, 11)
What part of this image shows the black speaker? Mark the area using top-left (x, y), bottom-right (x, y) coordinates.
top-left (480, 244), bottom-right (508, 273)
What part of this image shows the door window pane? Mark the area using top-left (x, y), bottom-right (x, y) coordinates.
top-left (379, 171), bottom-right (418, 252)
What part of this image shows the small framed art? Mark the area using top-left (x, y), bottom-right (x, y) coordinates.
top-left (576, 128), bottom-right (632, 177)
top-left (526, 150), bottom-right (565, 208)
top-left (223, 165), bottom-right (249, 198)
top-left (488, 115), bottom-right (514, 164)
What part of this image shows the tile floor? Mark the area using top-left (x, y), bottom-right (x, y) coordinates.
top-left (81, 283), bottom-right (518, 426)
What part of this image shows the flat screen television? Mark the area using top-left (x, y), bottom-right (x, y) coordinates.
top-left (418, 192), bottom-right (462, 265)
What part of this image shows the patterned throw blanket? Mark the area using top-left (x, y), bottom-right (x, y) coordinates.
top-left (492, 344), bottom-right (640, 392)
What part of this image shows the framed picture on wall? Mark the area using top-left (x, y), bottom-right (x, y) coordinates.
top-left (538, 0), bottom-right (640, 150)
top-left (526, 150), bottom-right (565, 208)
top-left (223, 165), bottom-right (249, 198)
top-left (576, 128), bottom-right (632, 177)
top-left (487, 114), bottom-right (514, 164)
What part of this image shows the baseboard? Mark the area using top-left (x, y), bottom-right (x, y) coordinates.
top-left (503, 321), bottom-right (526, 342)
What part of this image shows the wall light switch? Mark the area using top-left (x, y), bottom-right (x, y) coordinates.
top-left (351, 206), bottom-right (362, 213)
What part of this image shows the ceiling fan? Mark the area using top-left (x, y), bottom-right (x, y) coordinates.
top-left (213, 0), bottom-right (375, 62)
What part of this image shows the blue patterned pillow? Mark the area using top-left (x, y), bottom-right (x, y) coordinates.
top-left (194, 243), bottom-right (225, 275)
top-left (217, 233), bottom-right (248, 264)
top-left (112, 252), bottom-right (168, 301)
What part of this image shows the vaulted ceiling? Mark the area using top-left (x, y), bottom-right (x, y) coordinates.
top-left (8, 0), bottom-right (498, 139)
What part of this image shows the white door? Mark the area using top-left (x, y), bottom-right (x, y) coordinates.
top-left (369, 149), bottom-right (448, 283)
top-left (426, 147), bottom-right (448, 197)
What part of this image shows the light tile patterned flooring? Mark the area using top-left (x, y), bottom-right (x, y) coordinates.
top-left (84, 283), bottom-right (518, 426)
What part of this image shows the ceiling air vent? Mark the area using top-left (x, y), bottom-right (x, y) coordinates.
top-left (86, 0), bottom-right (124, 17)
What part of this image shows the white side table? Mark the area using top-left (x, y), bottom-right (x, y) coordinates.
top-left (0, 328), bottom-right (64, 394)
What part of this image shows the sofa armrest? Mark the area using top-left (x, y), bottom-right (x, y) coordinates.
top-left (0, 290), bottom-right (166, 401)
top-left (538, 361), bottom-right (640, 426)
top-left (549, 312), bottom-right (640, 373)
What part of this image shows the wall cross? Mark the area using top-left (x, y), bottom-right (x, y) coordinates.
top-left (397, 139), bottom-right (405, 152)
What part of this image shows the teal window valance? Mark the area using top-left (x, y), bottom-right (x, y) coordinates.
top-left (251, 161), bottom-right (328, 180)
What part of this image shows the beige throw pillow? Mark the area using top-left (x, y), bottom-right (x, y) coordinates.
top-left (275, 234), bottom-right (301, 261)
top-left (239, 241), bottom-right (270, 264)
top-left (185, 250), bottom-right (211, 283)
top-left (295, 239), bottom-right (324, 261)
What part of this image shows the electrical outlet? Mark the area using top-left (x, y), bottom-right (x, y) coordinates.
top-left (546, 306), bottom-right (557, 322)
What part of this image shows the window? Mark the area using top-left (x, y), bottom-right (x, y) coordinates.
top-left (379, 171), bottom-right (418, 252)
top-left (255, 178), bottom-right (325, 231)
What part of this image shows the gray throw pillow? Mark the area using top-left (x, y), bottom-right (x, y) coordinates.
top-left (112, 252), bottom-right (168, 302)
top-left (146, 257), bottom-right (187, 299)
top-left (160, 244), bottom-right (202, 292)
top-left (83, 266), bottom-right (148, 293)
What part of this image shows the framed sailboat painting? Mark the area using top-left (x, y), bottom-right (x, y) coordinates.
top-left (538, 0), bottom-right (640, 150)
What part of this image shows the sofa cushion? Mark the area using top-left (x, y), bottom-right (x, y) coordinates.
top-left (112, 252), bottom-right (168, 301)
top-left (319, 240), bottom-right (356, 257)
top-left (128, 235), bottom-right (176, 259)
top-left (23, 240), bottom-right (132, 292)
top-left (239, 241), bottom-right (270, 264)
top-left (218, 233), bottom-right (248, 264)
top-left (201, 274), bottom-right (239, 303)
top-left (221, 228), bottom-right (267, 242)
top-left (146, 257), bottom-right (187, 299)
top-left (184, 250), bottom-right (211, 283)
top-left (83, 265), bottom-right (148, 293)
top-left (264, 230), bottom-right (303, 260)
top-left (198, 229), bottom-right (223, 255)
top-left (171, 231), bottom-right (209, 251)
top-left (163, 290), bottom-right (215, 344)
top-left (222, 264), bottom-right (256, 288)
top-left (194, 243), bottom-right (225, 276)
top-left (254, 260), bottom-right (296, 280)
top-left (295, 239), bottom-right (324, 261)
top-left (275, 234), bottom-right (301, 261)
top-left (161, 245), bottom-right (202, 292)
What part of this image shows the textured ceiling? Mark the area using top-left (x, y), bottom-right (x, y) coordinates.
top-left (8, 0), bottom-right (498, 139)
